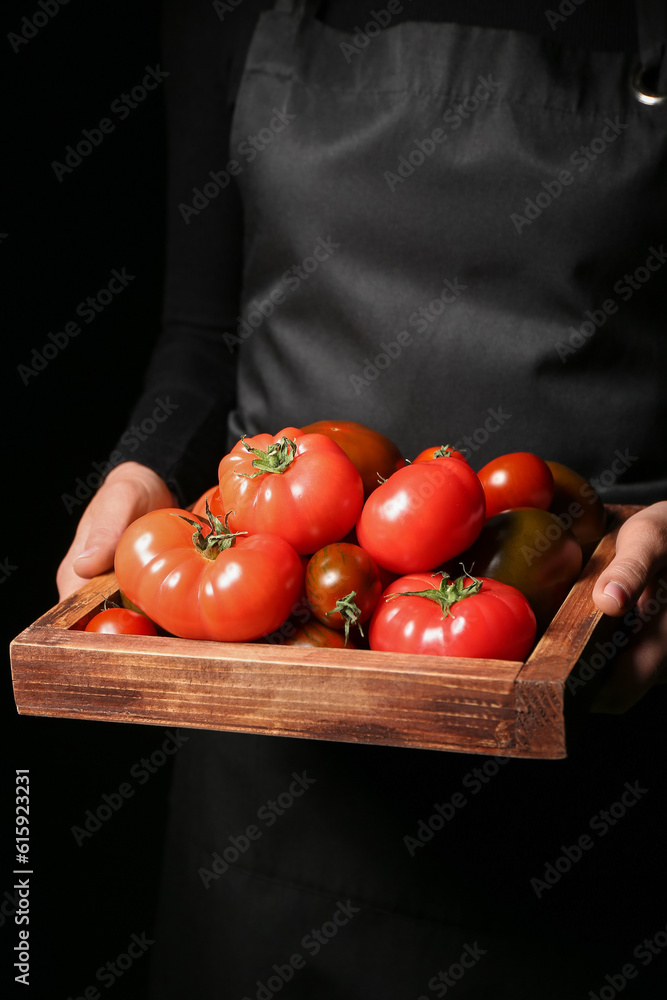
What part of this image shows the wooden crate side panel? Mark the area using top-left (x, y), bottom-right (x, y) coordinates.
top-left (11, 630), bottom-right (522, 754)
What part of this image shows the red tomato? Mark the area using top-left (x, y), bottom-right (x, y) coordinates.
top-left (412, 444), bottom-right (468, 464)
top-left (85, 608), bottom-right (158, 636)
top-left (305, 542), bottom-right (382, 640)
top-left (369, 571), bottom-right (536, 660)
top-left (477, 452), bottom-right (554, 519)
top-left (192, 486), bottom-right (225, 519)
top-left (356, 459), bottom-right (485, 574)
top-left (218, 428), bottom-right (364, 554)
top-left (300, 419), bottom-right (405, 499)
top-left (279, 620), bottom-right (358, 648)
top-left (115, 506), bottom-right (303, 642)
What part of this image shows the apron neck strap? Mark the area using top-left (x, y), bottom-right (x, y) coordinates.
top-left (633, 0), bottom-right (667, 102)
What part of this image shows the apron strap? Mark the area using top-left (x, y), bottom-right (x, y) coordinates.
top-left (632, 0), bottom-right (667, 103)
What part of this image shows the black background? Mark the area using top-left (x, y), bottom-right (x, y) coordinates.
top-left (2, 2), bottom-right (667, 999)
top-left (3, 2), bottom-right (171, 996)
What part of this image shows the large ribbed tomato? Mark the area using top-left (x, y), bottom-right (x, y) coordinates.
top-left (114, 505), bottom-right (303, 642)
top-left (356, 458), bottom-right (485, 574)
top-left (218, 428), bottom-right (364, 554)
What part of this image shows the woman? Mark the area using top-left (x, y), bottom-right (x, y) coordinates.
top-left (58, 2), bottom-right (667, 995)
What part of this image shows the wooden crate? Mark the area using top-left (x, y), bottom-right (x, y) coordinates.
top-left (9, 505), bottom-right (638, 759)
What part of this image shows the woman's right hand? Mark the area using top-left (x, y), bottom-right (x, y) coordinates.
top-left (56, 461), bottom-right (178, 601)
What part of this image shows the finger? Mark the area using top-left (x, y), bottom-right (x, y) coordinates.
top-left (593, 502), bottom-right (667, 617)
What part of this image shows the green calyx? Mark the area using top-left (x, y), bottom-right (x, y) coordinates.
top-left (385, 569), bottom-right (482, 618)
top-left (176, 499), bottom-right (247, 560)
top-left (235, 435), bottom-right (297, 478)
top-left (433, 444), bottom-right (457, 458)
top-left (326, 590), bottom-right (363, 645)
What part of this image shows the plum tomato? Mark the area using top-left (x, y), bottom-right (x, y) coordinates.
top-left (477, 452), bottom-right (554, 519)
top-left (369, 570), bottom-right (536, 660)
top-left (356, 458), bottom-right (485, 574)
top-left (300, 419), bottom-right (405, 500)
top-left (305, 542), bottom-right (382, 642)
top-left (458, 507), bottom-right (582, 633)
top-left (85, 607), bottom-right (158, 636)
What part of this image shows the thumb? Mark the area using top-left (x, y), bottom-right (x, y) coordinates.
top-left (593, 503), bottom-right (667, 616)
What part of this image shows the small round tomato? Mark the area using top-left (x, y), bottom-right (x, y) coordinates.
top-left (458, 507), bottom-right (582, 633)
top-left (305, 542), bottom-right (382, 640)
top-left (369, 570), bottom-right (536, 660)
top-left (300, 419), bottom-right (405, 499)
top-left (192, 486), bottom-right (225, 519)
top-left (85, 608), bottom-right (158, 636)
top-left (546, 460), bottom-right (606, 560)
top-left (356, 459), bottom-right (485, 574)
top-left (218, 428), bottom-right (364, 554)
top-left (477, 452), bottom-right (554, 519)
top-left (412, 444), bottom-right (468, 464)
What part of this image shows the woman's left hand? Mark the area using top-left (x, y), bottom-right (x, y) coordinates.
top-left (591, 501), bottom-right (667, 712)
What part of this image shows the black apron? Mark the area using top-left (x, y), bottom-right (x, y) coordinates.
top-left (150, 4), bottom-right (667, 997)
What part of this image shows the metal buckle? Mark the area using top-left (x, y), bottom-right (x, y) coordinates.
top-left (630, 65), bottom-right (667, 105)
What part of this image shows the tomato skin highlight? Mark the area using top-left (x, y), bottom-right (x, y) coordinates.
top-left (300, 419), bottom-right (405, 500)
top-left (305, 542), bottom-right (382, 632)
top-left (477, 452), bottom-right (554, 520)
top-left (218, 428), bottom-right (364, 555)
top-left (85, 608), bottom-right (158, 636)
top-left (369, 573), bottom-right (536, 660)
top-left (114, 507), bottom-right (304, 642)
top-left (356, 459), bottom-right (485, 574)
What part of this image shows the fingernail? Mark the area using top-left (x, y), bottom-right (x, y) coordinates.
top-left (603, 581), bottom-right (628, 609)
top-left (75, 547), bottom-right (99, 562)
